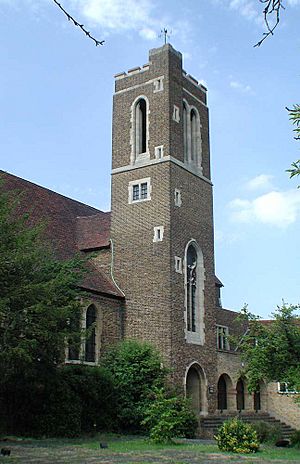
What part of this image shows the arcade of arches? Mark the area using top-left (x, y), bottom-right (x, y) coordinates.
top-left (185, 366), bottom-right (267, 414)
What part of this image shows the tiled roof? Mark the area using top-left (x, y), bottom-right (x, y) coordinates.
top-left (0, 170), bottom-right (123, 299)
top-left (76, 214), bottom-right (110, 250)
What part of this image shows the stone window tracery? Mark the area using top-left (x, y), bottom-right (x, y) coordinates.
top-left (185, 240), bottom-right (205, 345)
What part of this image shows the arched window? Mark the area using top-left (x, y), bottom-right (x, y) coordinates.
top-left (135, 98), bottom-right (146, 155)
top-left (185, 241), bottom-right (205, 344)
top-left (183, 102), bottom-right (188, 162)
top-left (190, 109), bottom-right (198, 162)
top-left (182, 101), bottom-right (202, 171)
top-left (85, 304), bottom-right (96, 362)
top-left (187, 244), bottom-right (197, 332)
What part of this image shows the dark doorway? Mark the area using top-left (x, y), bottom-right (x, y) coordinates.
top-left (217, 375), bottom-right (227, 410)
top-left (254, 390), bottom-right (261, 411)
top-left (186, 366), bottom-right (201, 413)
top-left (236, 378), bottom-right (245, 411)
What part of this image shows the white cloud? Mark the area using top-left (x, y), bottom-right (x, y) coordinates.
top-left (67, 0), bottom-right (157, 36)
top-left (246, 174), bottom-right (274, 191)
top-left (229, 190), bottom-right (300, 228)
top-left (230, 80), bottom-right (253, 94)
top-left (139, 27), bottom-right (157, 40)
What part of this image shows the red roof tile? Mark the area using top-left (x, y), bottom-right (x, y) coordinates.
top-left (0, 171), bottom-right (123, 299)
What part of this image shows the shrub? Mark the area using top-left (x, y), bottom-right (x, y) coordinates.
top-left (142, 389), bottom-right (198, 443)
top-left (215, 418), bottom-right (259, 453)
top-left (251, 421), bottom-right (281, 443)
top-left (291, 430), bottom-right (300, 449)
top-left (0, 364), bottom-right (114, 437)
top-left (60, 364), bottom-right (115, 433)
top-left (101, 340), bottom-right (168, 431)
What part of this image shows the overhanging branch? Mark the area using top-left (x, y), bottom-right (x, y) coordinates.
top-left (52, 0), bottom-right (105, 47)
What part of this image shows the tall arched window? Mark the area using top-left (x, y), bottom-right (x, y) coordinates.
top-left (135, 98), bottom-right (146, 155)
top-left (183, 102), bottom-right (188, 162)
top-left (85, 304), bottom-right (96, 362)
top-left (182, 101), bottom-right (202, 172)
top-left (185, 241), bottom-right (205, 344)
top-left (187, 244), bottom-right (197, 332)
top-left (190, 109), bottom-right (198, 162)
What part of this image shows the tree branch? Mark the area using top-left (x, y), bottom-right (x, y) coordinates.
top-left (254, 0), bottom-right (285, 47)
top-left (52, 0), bottom-right (105, 47)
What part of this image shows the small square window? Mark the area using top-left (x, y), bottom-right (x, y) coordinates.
top-left (155, 145), bottom-right (164, 159)
top-left (153, 226), bottom-right (164, 242)
top-left (128, 177), bottom-right (151, 204)
top-left (173, 105), bottom-right (180, 123)
top-left (175, 256), bottom-right (182, 274)
top-left (153, 78), bottom-right (164, 92)
top-left (174, 189), bottom-right (182, 207)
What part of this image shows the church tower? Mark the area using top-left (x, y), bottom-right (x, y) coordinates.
top-left (111, 44), bottom-right (217, 414)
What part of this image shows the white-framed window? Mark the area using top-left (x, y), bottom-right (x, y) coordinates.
top-left (155, 145), bottom-right (164, 159)
top-left (216, 325), bottom-right (230, 351)
top-left (184, 240), bottom-right (205, 345)
top-left (175, 256), bottom-right (182, 274)
top-left (173, 105), bottom-right (180, 123)
top-left (128, 177), bottom-right (151, 204)
top-left (153, 78), bottom-right (164, 92)
top-left (277, 382), bottom-right (299, 394)
top-left (153, 226), bottom-right (164, 242)
top-left (174, 189), bottom-right (182, 207)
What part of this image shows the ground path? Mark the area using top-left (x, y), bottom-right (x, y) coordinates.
top-left (1, 440), bottom-right (300, 464)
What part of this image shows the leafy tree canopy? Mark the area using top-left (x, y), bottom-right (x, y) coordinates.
top-left (0, 184), bottom-right (85, 382)
top-left (236, 303), bottom-right (300, 395)
top-left (101, 339), bottom-right (168, 431)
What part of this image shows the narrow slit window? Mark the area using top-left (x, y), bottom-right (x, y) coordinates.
top-left (135, 98), bottom-right (147, 155)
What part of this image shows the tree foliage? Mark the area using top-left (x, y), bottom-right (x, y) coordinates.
top-left (0, 185), bottom-right (85, 381)
top-left (237, 303), bottom-right (300, 394)
top-left (100, 339), bottom-right (168, 431)
top-left (286, 104), bottom-right (300, 180)
top-left (142, 388), bottom-right (198, 443)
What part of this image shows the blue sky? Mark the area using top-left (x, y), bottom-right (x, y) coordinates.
top-left (1, 0), bottom-right (299, 318)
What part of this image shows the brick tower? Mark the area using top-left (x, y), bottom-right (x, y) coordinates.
top-left (111, 44), bottom-right (217, 414)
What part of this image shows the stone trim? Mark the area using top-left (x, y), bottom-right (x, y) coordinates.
top-left (115, 75), bottom-right (165, 95)
top-left (183, 87), bottom-right (207, 108)
top-left (111, 156), bottom-right (213, 185)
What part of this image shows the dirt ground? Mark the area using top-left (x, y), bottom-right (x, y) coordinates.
top-left (1, 441), bottom-right (300, 464)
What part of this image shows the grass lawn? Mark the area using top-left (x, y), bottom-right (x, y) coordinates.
top-left (1, 434), bottom-right (300, 463)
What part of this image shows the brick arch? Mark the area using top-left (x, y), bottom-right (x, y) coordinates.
top-left (217, 373), bottom-right (233, 411)
top-left (185, 362), bottom-right (208, 416)
top-left (254, 380), bottom-right (268, 411)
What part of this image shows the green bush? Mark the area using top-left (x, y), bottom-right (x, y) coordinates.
top-left (291, 430), bottom-right (300, 448)
top-left (251, 421), bottom-right (281, 443)
top-left (215, 418), bottom-right (259, 454)
top-left (0, 364), bottom-right (114, 437)
top-left (142, 389), bottom-right (198, 443)
top-left (101, 340), bottom-right (168, 431)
